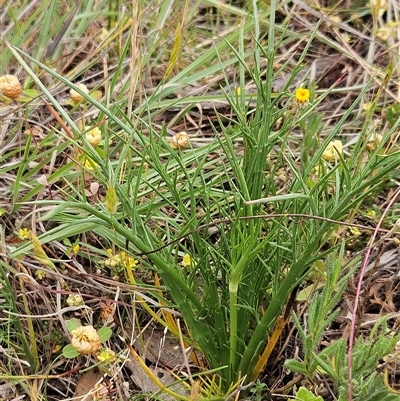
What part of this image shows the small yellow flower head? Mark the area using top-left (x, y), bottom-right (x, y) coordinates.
top-left (294, 88), bottom-right (310, 104)
top-left (104, 250), bottom-right (121, 268)
top-left (366, 209), bottom-right (376, 218)
top-left (66, 294), bottom-right (84, 307)
top-left (0, 75), bottom-right (22, 100)
top-left (71, 325), bottom-right (101, 355)
top-left (35, 269), bottom-right (47, 280)
top-left (17, 228), bottom-right (30, 240)
top-left (72, 243), bottom-right (80, 254)
top-left (322, 140), bottom-right (343, 163)
top-left (181, 253), bottom-right (191, 267)
top-left (97, 348), bottom-right (117, 364)
top-left (85, 126), bottom-right (102, 147)
top-left (70, 83), bottom-right (89, 104)
top-left (83, 157), bottom-right (98, 171)
top-left (349, 227), bottom-right (362, 237)
top-left (170, 131), bottom-right (189, 149)
top-left (119, 251), bottom-right (139, 269)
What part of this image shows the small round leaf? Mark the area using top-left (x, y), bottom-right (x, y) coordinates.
top-left (63, 344), bottom-right (80, 358)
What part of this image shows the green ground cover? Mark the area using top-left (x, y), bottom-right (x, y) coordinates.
top-left (1, 1), bottom-right (400, 400)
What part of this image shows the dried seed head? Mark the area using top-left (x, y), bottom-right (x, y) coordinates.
top-left (0, 75), bottom-right (22, 100)
top-left (85, 126), bottom-right (102, 146)
top-left (322, 140), bottom-right (343, 163)
top-left (70, 83), bottom-right (89, 104)
top-left (170, 131), bottom-right (189, 149)
top-left (71, 325), bottom-right (101, 355)
top-left (366, 133), bottom-right (383, 151)
top-left (369, 0), bottom-right (388, 16)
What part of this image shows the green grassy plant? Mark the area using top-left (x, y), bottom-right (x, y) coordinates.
top-left (1, 0), bottom-right (400, 399)
top-left (0, 260), bottom-right (38, 375)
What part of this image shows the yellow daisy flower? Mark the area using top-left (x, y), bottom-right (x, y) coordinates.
top-left (295, 88), bottom-right (310, 104)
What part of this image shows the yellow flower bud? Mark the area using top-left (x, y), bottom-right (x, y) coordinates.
top-left (71, 325), bottom-right (101, 355)
top-left (0, 75), bottom-right (22, 100)
top-left (70, 83), bottom-right (89, 104)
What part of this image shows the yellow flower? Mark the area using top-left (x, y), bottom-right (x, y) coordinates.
top-left (119, 251), bottom-right (139, 269)
top-left (66, 294), bottom-right (84, 307)
top-left (349, 227), bottom-right (361, 237)
top-left (104, 250), bottom-right (122, 268)
top-left (322, 140), bottom-right (343, 163)
top-left (170, 131), bottom-right (189, 150)
top-left (70, 83), bottom-right (89, 104)
top-left (35, 269), bottom-right (47, 280)
top-left (294, 88), bottom-right (310, 104)
top-left (181, 253), bottom-right (191, 267)
top-left (83, 157), bottom-right (98, 171)
top-left (71, 325), bottom-right (101, 355)
top-left (17, 228), bottom-right (30, 240)
top-left (85, 126), bottom-right (102, 147)
top-left (0, 75), bottom-right (22, 100)
top-left (97, 348), bottom-right (117, 363)
top-left (72, 243), bottom-right (80, 254)
top-left (104, 249), bottom-right (138, 270)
